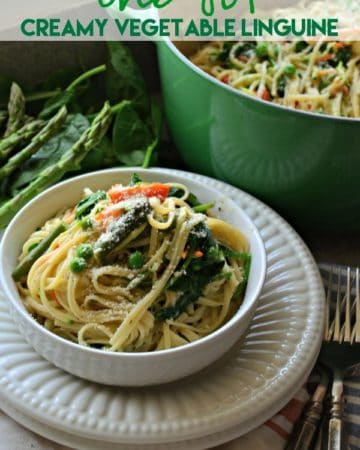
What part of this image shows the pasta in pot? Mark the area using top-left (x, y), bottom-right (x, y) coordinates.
top-left (191, 39), bottom-right (360, 118)
top-left (14, 175), bottom-right (251, 352)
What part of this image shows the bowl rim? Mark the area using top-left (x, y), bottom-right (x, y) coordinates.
top-left (0, 167), bottom-right (267, 361)
top-left (161, 39), bottom-right (360, 124)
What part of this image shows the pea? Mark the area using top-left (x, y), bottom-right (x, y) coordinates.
top-left (79, 217), bottom-right (92, 230)
top-left (76, 244), bottom-right (93, 260)
top-left (128, 251), bottom-right (144, 270)
top-left (70, 257), bottom-right (87, 273)
top-left (256, 42), bottom-right (268, 58)
top-left (284, 64), bottom-right (296, 75)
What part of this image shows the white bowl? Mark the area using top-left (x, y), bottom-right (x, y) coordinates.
top-left (0, 168), bottom-right (266, 386)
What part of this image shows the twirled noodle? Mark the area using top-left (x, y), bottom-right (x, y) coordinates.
top-left (15, 178), bottom-right (251, 352)
top-left (191, 1), bottom-right (360, 118)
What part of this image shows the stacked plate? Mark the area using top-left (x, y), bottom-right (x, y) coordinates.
top-left (0, 170), bottom-right (325, 449)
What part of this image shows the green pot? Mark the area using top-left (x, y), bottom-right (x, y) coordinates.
top-left (157, 40), bottom-right (360, 231)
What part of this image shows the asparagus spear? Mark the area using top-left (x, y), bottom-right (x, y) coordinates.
top-left (0, 119), bottom-right (45, 162)
top-left (12, 223), bottom-right (67, 282)
top-left (0, 106), bottom-right (67, 179)
top-left (4, 83), bottom-right (26, 137)
top-left (0, 102), bottom-right (112, 228)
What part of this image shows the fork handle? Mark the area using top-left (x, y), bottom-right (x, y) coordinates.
top-left (328, 401), bottom-right (344, 450)
top-left (285, 401), bottom-right (322, 450)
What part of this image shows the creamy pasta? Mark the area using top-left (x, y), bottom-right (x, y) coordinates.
top-left (14, 175), bottom-right (251, 352)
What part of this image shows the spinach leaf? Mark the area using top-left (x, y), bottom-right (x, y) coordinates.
top-left (106, 42), bottom-right (149, 114)
top-left (36, 68), bottom-right (81, 92)
top-left (130, 173), bottom-right (142, 186)
top-left (39, 90), bottom-right (77, 119)
top-left (112, 101), bottom-right (153, 166)
top-left (142, 99), bottom-right (162, 169)
top-left (155, 223), bottom-right (224, 321)
top-left (39, 65), bottom-right (106, 119)
top-left (9, 114), bottom-right (89, 195)
top-left (75, 190), bottom-right (107, 219)
top-left (80, 136), bottom-right (117, 171)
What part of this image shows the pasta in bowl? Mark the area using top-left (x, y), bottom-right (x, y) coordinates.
top-left (0, 168), bottom-right (266, 385)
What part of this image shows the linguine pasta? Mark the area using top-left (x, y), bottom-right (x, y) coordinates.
top-left (191, 40), bottom-right (360, 117)
top-left (190, 1), bottom-right (360, 118)
top-left (15, 175), bottom-right (250, 352)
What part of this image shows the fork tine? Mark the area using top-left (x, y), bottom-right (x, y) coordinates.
top-left (344, 267), bottom-right (352, 342)
top-left (333, 267), bottom-right (342, 342)
top-left (355, 268), bottom-right (360, 343)
top-left (324, 267), bottom-right (333, 341)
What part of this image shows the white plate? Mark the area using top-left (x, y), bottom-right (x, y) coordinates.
top-left (0, 169), bottom-right (325, 446)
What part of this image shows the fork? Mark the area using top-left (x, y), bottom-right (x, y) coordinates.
top-left (319, 264), bottom-right (360, 450)
top-left (286, 264), bottom-right (360, 450)
top-left (322, 265), bottom-right (360, 345)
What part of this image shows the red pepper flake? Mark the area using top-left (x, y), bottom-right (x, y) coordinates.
top-left (317, 54), bottom-right (334, 64)
top-left (194, 250), bottom-right (204, 258)
top-left (221, 74), bottom-right (230, 84)
top-left (50, 291), bottom-right (61, 306)
top-left (260, 89), bottom-right (271, 101)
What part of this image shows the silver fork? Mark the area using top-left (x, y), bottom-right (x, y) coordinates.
top-left (322, 265), bottom-right (360, 344)
top-left (319, 264), bottom-right (360, 450)
top-left (286, 264), bottom-right (360, 450)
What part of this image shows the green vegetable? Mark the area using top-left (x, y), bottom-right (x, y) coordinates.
top-left (94, 198), bottom-right (150, 263)
top-left (4, 83), bottom-right (25, 137)
top-left (193, 202), bottom-right (215, 213)
top-left (79, 217), bottom-right (93, 230)
top-left (330, 45), bottom-right (352, 68)
top-left (106, 42), bottom-right (149, 114)
top-left (112, 101), bottom-right (154, 166)
top-left (216, 42), bottom-right (233, 62)
top-left (232, 253), bottom-right (251, 300)
top-left (75, 190), bottom-right (107, 220)
top-left (155, 223), bottom-right (224, 321)
top-left (0, 106), bottom-right (67, 179)
top-left (39, 65), bottom-right (106, 119)
top-left (129, 173), bottom-right (142, 186)
top-left (80, 136), bottom-right (117, 171)
top-left (142, 99), bottom-right (162, 169)
top-left (27, 242), bottom-right (39, 252)
top-left (256, 42), bottom-right (268, 58)
top-left (9, 114), bottom-right (89, 195)
top-left (295, 41), bottom-right (308, 53)
top-left (0, 102), bottom-right (112, 228)
top-left (155, 259), bottom-right (224, 321)
top-left (128, 251), bottom-right (144, 269)
top-left (12, 223), bottom-right (66, 281)
top-left (284, 64), bottom-right (296, 75)
top-left (168, 187), bottom-right (202, 207)
top-left (0, 119), bottom-right (45, 162)
top-left (39, 90), bottom-right (76, 120)
top-left (221, 246), bottom-right (251, 261)
top-left (69, 257), bottom-right (87, 273)
top-left (277, 75), bottom-right (286, 98)
top-left (76, 243), bottom-right (94, 260)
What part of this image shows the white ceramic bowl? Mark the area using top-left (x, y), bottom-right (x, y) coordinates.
top-left (0, 168), bottom-right (266, 386)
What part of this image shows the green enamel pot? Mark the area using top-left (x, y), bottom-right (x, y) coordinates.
top-left (157, 40), bottom-right (360, 231)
